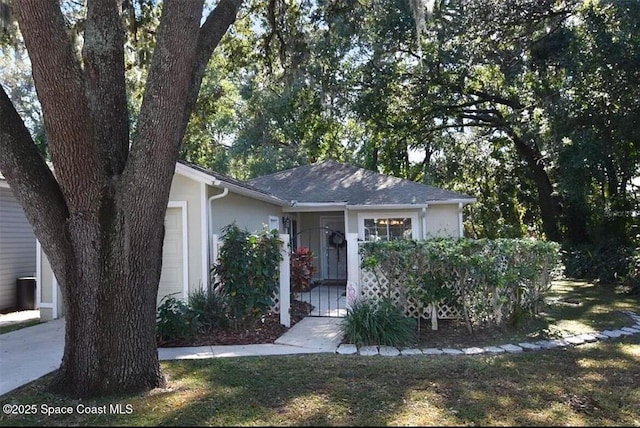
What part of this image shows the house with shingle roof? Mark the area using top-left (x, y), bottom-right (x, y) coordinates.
top-left (38, 160), bottom-right (475, 322)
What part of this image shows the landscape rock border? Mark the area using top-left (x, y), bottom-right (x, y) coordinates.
top-left (336, 311), bottom-right (640, 356)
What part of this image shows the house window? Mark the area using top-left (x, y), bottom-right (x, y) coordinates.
top-left (268, 216), bottom-right (280, 232)
top-left (363, 217), bottom-right (413, 241)
top-left (358, 211), bottom-right (419, 241)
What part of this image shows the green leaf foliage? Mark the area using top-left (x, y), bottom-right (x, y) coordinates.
top-left (156, 293), bottom-right (200, 342)
top-left (340, 297), bottom-right (417, 347)
top-left (212, 223), bottom-right (283, 329)
top-left (360, 238), bottom-right (561, 332)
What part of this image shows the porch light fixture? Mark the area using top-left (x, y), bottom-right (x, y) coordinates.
top-left (282, 216), bottom-right (291, 231)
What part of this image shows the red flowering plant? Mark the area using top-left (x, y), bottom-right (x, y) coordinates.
top-left (290, 246), bottom-right (317, 294)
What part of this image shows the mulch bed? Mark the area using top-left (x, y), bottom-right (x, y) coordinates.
top-left (158, 300), bottom-right (314, 348)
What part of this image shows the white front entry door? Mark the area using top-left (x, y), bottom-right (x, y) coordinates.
top-left (320, 217), bottom-right (347, 280)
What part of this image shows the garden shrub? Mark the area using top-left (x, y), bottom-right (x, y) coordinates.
top-left (212, 223), bottom-right (283, 329)
top-left (624, 247), bottom-right (640, 297)
top-left (290, 246), bottom-right (317, 294)
top-left (562, 241), bottom-right (634, 283)
top-left (359, 238), bottom-right (561, 333)
top-left (156, 293), bottom-right (200, 342)
top-left (188, 287), bottom-right (228, 332)
top-left (340, 297), bottom-right (417, 347)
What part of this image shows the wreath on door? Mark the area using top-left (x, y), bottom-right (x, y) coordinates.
top-left (328, 230), bottom-right (346, 262)
top-left (329, 230), bottom-right (346, 249)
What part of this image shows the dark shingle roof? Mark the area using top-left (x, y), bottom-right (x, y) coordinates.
top-left (248, 160), bottom-right (475, 205)
top-left (177, 160), bottom-right (287, 204)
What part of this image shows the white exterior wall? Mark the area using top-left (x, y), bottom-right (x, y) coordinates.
top-left (425, 204), bottom-right (460, 238)
top-left (0, 186), bottom-right (36, 310)
top-left (209, 189), bottom-right (283, 236)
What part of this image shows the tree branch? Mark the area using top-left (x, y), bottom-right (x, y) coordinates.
top-left (0, 85), bottom-right (72, 275)
top-left (181, 0), bottom-right (244, 135)
top-left (466, 89), bottom-right (526, 110)
top-left (15, 0), bottom-right (102, 211)
top-left (83, 0), bottom-right (129, 176)
top-left (124, 0), bottom-right (205, 214)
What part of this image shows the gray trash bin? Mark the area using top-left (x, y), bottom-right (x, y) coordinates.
top-left (16, 277), bottom-right (36, 310)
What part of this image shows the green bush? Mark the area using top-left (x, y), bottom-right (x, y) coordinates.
top-left (340, 298), bottom-right (417, 347)
top-left (156, 293), bottom-right (200, 342)
top-left (188, 287), bottom-right (228, 332)
top-left (562, 241), bottom-right (634, 283)
top-left (212, 223), bottom-right (283, 329)
top-left (359, 238), bottom-right (561, 333)
top-left (624, 248), bottom-right (640, 297)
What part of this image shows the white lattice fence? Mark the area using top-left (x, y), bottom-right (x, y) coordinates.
top-left (359, 267), bottom-right (462, 320)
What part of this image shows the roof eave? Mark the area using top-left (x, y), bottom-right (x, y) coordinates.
top-left (176, 162), bottom-right (289, 207)
top-left (346, 199), bottom-right (476, 210)
top-left (175, 162), bottom-right (220, 186)
top-left (217, 182), bottom-right (290, 207)
top-left (282, 202), bottom-right (347, 212)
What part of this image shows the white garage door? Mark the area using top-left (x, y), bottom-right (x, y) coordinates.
top-left (158, 207), bottom-right (185, 306)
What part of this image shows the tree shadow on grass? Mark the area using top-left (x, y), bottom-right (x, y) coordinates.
top-left (150, 335), bottom-right (639, 427)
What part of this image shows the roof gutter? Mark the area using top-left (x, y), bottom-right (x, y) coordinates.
top-left (346, 199), bottom-right (476, 210)
top-left (283, 201), bottom-right (348, 213)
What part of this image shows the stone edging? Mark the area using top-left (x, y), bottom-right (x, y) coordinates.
top-left (336, 311), bottom-right (640, 357)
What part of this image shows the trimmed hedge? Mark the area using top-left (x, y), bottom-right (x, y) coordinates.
top-left (360, 238), bottom-right (561, 333)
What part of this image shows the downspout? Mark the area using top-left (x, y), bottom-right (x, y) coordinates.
top-left (421, 205), bottom-right (428, 240)
top-left (458, 202), bottom-right (464, 238)
top-left (208, 185), bottom-right (228, 268)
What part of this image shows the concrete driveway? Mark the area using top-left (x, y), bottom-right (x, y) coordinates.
top-left (0, 317), bottom-right (65, 397)
top-left (0, 315), bottom-right (343, 398)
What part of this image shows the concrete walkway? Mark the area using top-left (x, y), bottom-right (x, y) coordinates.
top-left (159, 317), bottom-right (342, 360)
top-left (0, 315), bottom-right (343, 398)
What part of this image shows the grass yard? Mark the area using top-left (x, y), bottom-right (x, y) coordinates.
top-left (416, 279), bottom-right (639, 349)
top-left (0, 320), bottom-right (40, 335)
top-left (0, 280), bottom-right (638, 427)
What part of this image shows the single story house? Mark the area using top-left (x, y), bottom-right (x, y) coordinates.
top-left (0, 175), bottom-right (37, 311)
top-left (38, 160), bottom-right (475, 321)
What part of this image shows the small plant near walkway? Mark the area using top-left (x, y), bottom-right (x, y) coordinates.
top-left (290, 246), bottom-right (317, 295)
top-left (340, 297), bottom-right (417, 347)
top-left (156, 293), bottom-right (200, 342)
top-left (187, 287), bottom-right (228, 332)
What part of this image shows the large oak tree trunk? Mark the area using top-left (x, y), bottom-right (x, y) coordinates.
top-left (1, 0), bottom-right (242, 397)
top-left (49, 192), bottom-right (167, 396)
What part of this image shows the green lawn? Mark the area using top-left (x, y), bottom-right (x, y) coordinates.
top-left (0, 320), bottom-right (41, 335)
top-left (416, 279), bottom-right (639, 349)
top-left (0, 280), bottom-right (638, 427)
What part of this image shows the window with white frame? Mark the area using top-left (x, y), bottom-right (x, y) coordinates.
top-left (268, 215), bottom-right (280, 232)
top-left (358, 212), bottom-right (419, 241)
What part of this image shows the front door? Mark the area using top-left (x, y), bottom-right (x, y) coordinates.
top-left (320, 217), bottom-right (347, 281)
